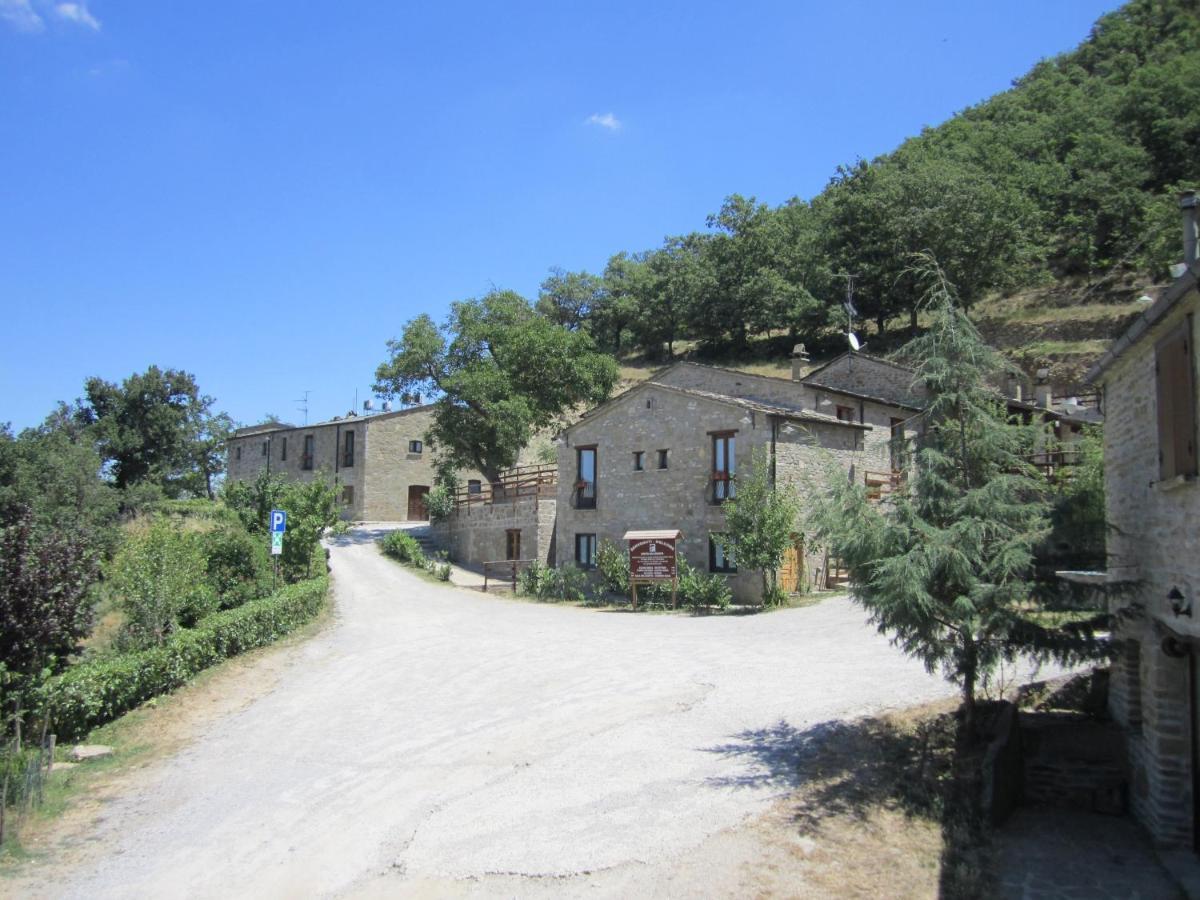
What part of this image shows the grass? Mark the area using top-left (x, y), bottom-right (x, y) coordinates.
top-left (1009, 339), bottom-right (1111, 357)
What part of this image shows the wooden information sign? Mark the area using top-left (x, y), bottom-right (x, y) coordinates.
top-left (623, 529), bottom-right (683, 610)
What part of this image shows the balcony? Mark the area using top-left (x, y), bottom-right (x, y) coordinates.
top-left (711, 471), bottom-right (735, 504)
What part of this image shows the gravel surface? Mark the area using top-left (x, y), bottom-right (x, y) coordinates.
top-left (32, 526), bottom-right (1062, 898)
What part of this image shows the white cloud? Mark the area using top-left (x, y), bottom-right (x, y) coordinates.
top-left (585, 112), bottom-right (622, 132)
top-left (0, 0), bottom-right (45, 32)
top-left (54, 1), bottom-right (99, 30)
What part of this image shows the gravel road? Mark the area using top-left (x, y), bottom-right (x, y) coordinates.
top-left (30, 526), bottom-right (1060, 898)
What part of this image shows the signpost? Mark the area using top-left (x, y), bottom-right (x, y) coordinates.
top-left (270, 509), bottom-right (287, 588)
top-left (623, 529), bottom-right (683, 610)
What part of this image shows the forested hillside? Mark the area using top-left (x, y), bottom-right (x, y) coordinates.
top-left (534, 0), bottom-right (1199, 379)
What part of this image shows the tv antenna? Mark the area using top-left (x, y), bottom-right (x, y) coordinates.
top-left (833, 272), bottom-right (864, 359)
top-left (295, 390), bottom-right (311, 426)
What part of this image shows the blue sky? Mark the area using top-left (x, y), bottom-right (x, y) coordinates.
top-left (1, 0), bottom-right (1124, 430)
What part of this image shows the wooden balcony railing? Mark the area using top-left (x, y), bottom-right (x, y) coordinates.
top-left (482, 558), bottom-right (534, 591)
top-left (453, 463), bottom-right (558, 509)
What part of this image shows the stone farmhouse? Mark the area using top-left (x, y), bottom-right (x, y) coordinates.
top-left (553, 356), bottom-right (921, 603)
top-left (1085, 189), bottom-right (1199, 851)
top-left (227, 405), bottom-right (470, 521)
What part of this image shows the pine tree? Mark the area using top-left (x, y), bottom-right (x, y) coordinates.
top-left (809, 258), bottom-right (1081, 737)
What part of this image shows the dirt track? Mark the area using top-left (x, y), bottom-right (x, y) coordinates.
top-left (13, 526), bottom-right (1063, 898)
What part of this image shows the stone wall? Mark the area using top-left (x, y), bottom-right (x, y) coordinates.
top-left (1098, 286), bottom-right (1199, 848)
top-left (226, 406), bottom-right (483, 522)
top-left (802, 353), bottom-right (930, 407)
top-left (555, 382), bottom-right (875, 604)
top-left (433, 495), bottom-right (555, 570)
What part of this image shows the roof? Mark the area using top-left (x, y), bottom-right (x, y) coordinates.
top-left (1086, 262), bottom-right (1200, 384)
top-left (566, 380), bottom-right (871, 433)
top-left (623, 529), bottom-right (683, 541)
top-left (799, 351), bottom-right (928, 411)
top-left (228, 404), bottom-right (436, 441)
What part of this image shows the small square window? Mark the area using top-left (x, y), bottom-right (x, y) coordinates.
top-left (709, 534), bottom-right (736, 573)
top-left (836, 405), bottom-right (856, 423)
top-left (633, 451), bottom-right (645, 471)
top-left (341, 485), bottom-right (354, 505)
top-left (657, 449), bottom-right (669, 469)
top-left (409, 440), bottom-right (423, 454)
top-left (467, 479), bottom-right (482, 494)
top-left (575, 533), bottom-right (597, 568)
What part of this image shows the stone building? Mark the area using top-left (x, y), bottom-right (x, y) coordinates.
top-left (1085, 190), bottom-right (1200, 851)
top-left (554, 358), bottom-right (918, 603)
top-left (226, 405), bottom-right (468, 521)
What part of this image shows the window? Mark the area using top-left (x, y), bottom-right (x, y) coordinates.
top-left (576, 446), bottom-right (597, 509)
top-left (711, 432), bottom-right (736, 502)
top-left (467, 479), bottom-right (482, 494)
top-left (657, 449), bottom-right (669, 470)
top-left (302, 435), bottom-right (315, 470)
top-left (341, 485), bottom-right (354, 505)
top-left (836, 405), bottom-right (857, 423)
top-left (235, 446), bottom-right (242, 461)
top-left (575, 533), bottom-right (597, 568)
top-left (262, 440), bottom-right (269, 456)
top-left (409, 440), bottom-right (423, 454)
top-left (342, 431), bottom-right (355, 468)
top-left (1156, 316), bottom-right (1197, 480)
top-left (506, 529), bottom-right (522, 560)
top-left (281, 437), bottom-right (287, 461)
top-left (709, 534), bottom-right (736, 573)
top-left (633, 451), bottom-right (645, 471)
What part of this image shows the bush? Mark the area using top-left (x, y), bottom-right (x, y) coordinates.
top-left (426, 485), bottom-right (454, 522)
top-left (596, 540), bottom-right (630, 594)
top-left (41, 577), bottom-right (327, 742)
top-left (517, 562), bottom-right (587, 602)
top-left (201, 526), bottom-right (272, 610)
top-left (436, 563), bottom-right (451, 582)
top-left (677, 559), bottom-right (733, 611)
top-left (379, 531), bottom-right (424, 565)
top-left (108, 522), bottom-right (216, 644)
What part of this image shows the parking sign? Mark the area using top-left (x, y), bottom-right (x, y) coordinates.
top-left (270, 509), bottom-right (287, 534)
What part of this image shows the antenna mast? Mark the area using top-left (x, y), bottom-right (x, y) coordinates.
top-left (295, 390), bottom-right (311, 426)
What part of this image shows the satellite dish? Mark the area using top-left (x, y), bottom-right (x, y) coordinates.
top-left (848, 332), bottom-right (862, 352)
top-left (363, 399), bottom-right (374, 412)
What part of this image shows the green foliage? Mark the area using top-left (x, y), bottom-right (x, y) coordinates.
top-left (1044, 427), bottom-right (1106, 569)
top-left (277, 478), bottom-right (339, 581)
top-left (75, 365), bottom-right (231, 499)
top-left (808, 264), bottom-right (1105, 727)
top-left (378, 530), bottom-right (425, 566)
top-left (0, 510), bottom-right (98, 723)
top-left (41, 578), bottom-right (327, 742)
top-left (595, 540), bottom-right (630, 595)
top-left (718, 446), bottom-right (801, 603)
top-left (676, 558), bottom-right (733, 611)
top-left (425, 484), bottom-right (454, 522)
top-left (516, 562), bottom-right (588, 602)
top-left (221, 470), bottom-right (287, 536)
top-left (373, 289), bottom-right (619, 482)
top-left (108, 522), bottom-right (216, 646)
top-left (200, 526), bottom-right (273, 609)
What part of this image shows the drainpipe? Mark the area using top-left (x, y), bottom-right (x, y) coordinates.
top-left (770, 415), bottom-right (778, 487)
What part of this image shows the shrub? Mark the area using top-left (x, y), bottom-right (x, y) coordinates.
top-left (0, 510), bottom-right (98, 726)
top-left (379, 531), bottom-right (423, 564)
top-left (517, 562), bottom-right (587, 602)
top-left (201, 526), bottom-right (272, 610)
top-left (677, 559), bottom-right (733, 611)
top-left (426, 485), bottom-right (454, 522)
top-left (108, 522), bottom-right (215, 645)
top-left (596, 540), bottom-right (630, 595)
top-left (436, 563), bottom-right (451, 582)
top-left (41, 577), bottom-right (327, 742)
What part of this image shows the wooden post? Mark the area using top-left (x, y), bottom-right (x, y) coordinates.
top-left (671, 576), bottom-right (678, 610)
top-left (631, 582), bottom-right (638, 611)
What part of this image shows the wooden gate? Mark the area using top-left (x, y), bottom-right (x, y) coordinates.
top-left (407, 485), bottom-right (430, 520)
top-left (778, 535), bottom-right (805, 593)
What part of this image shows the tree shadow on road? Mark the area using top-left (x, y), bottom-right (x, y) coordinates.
top-left (703, 709), bottom-right (990, 898)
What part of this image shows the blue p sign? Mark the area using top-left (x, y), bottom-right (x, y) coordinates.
top-left (270, 509), bottom-right (287, 534)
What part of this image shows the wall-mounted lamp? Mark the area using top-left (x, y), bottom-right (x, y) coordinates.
top-left (1169, 586), bottom-right (1192, 618)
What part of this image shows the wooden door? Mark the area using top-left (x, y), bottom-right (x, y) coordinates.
top-left (407, 485), bottom-right (430, 520)
top-left (506, 529), bottom-right (521, 560)
top-left (777, 535), bottom-right (804, 593)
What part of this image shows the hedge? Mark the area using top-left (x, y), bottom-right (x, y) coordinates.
top-left (41, 576), bottom-right (328, 742)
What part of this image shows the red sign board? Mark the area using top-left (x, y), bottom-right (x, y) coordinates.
top-left (629, 538), bottom-right (677, 580)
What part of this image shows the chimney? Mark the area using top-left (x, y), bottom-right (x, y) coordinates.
top-left (1034, 368), bottom-right (1051, 409)
top-left (1182, 189), bottom-right (1198, 269)
top-left (791, 343), bottom-right (810, 382)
